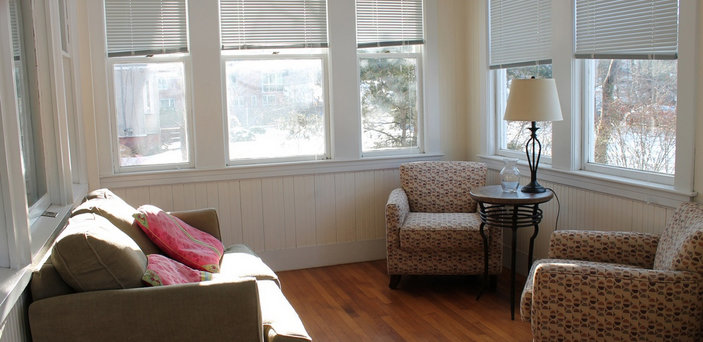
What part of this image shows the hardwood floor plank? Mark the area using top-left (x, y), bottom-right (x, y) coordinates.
top-left (277, 260), bottom-right (533, 341)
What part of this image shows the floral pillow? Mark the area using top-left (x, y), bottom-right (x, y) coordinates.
top-left (142, 254), bottom-right (212, 286)
top-left (134, 205), bottom-right (224, 272)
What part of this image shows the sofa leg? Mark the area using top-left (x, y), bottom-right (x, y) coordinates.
top-left (389, 275), bottom-right (401, 289)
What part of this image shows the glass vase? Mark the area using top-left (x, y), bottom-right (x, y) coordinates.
top-left (500, 158), bottom-right (520, 192)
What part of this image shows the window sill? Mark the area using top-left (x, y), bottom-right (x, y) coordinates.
top-left (100, 153), bottom-right (445, 188)
top-left (478, 155), bottom-right (696, 208)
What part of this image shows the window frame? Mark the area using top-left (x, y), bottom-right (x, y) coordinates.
top-left (106, 54), bottom-right (195, 173)
top-left (483, 0), bottom-right (695, 205)
top-left (358, 50), bottom-right (425, 156)
top-left (221, 52), bottom-right (331, 165)
top-left (87, 0), bottom-right (441, 181)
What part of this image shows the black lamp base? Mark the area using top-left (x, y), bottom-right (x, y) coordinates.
top-left (521, 181), bottom-right (546, 193)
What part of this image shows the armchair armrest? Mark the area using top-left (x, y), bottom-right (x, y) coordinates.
top-left (548, 230), bottom-right (659, 268)
top-left (385, 188), bottom-right (410, 247)
top-left (170, 208), bottom-right (222, 241)
top-left (530, 261), bottom-right (703, 341)
top-left (29, 278), bottom-right (262, 342)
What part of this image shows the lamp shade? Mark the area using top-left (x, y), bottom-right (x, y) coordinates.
top-left (503, 78), bottom-right (563, 122)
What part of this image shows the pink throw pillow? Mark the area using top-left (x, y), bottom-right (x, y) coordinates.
top-left (142, 254), bottom-right (212, 286)
top-left (134, 205), bottom-right (224, 272)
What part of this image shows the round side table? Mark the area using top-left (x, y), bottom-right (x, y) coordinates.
top-left (470, 185), bottom-right (553, 320)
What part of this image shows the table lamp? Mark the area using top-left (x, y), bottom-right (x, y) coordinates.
top-left (503, 78), bottom-right (563, 193)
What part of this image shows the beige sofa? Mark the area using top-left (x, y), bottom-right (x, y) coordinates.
top-left (28, 189), bottom-right (311, 342)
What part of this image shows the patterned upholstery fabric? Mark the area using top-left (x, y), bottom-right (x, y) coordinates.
top-left (549, 230), bottom-right (660, 269)
top-left (386, 161), bottom-right (502, 276)
top-left (399, 213), bottom-right (484, 252)
top-left (521, 202), bottom-right (703, 341)
top-left (399, 161), bottom-right (486, 213)
top-left (654, 202), bottom-right (703, 273)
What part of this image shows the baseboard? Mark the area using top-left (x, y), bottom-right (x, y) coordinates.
top-left (259, 239), bottom-right (387, 272)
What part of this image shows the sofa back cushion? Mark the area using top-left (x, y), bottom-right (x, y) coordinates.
top-left (400, 161), bottom-right (486, 213)
top-left (72, 192), bottom-right (161, 255)
top-left (653, 202), bottom-right (703, 274)
top-left (51, 213), bottom-right (147, 291)
top-left (30, 262), bottom-right (75, 301)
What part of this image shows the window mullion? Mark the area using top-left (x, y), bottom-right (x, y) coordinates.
top-left (188, 0), bottom-right (226, 169)
top-left (549, 0), bottom-right (576, 171)
top-left (327, 0), bottom-right (361, 159)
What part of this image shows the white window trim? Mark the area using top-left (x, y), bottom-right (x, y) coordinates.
top-left (483, 0), bottom-right (697, 206)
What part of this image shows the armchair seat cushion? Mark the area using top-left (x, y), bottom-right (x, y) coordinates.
top-left (399, 212), bottom-right (484, 252)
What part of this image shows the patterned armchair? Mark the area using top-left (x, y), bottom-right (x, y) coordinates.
top-left (521, 202), bottom-right (703, 341)
top-left (385, 161), bottom-right (502, 288)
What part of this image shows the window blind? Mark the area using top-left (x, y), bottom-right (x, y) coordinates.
top-left (575, 0), bottom-right (678, 59)
top-left (220, 0), bottom-right (328, 50)
top-left (489, 0), bottom-right (552, 69)
top-left (355, 0), bottom-right (424, 48)
top-left (104, 0), bottom-right (188, 57)
top-left (10, 0), bottom-right (21, 60)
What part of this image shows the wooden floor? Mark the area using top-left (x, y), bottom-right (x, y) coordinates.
top-left (277, 260), bottom-right (533, 342)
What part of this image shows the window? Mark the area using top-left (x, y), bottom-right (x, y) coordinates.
top-left (220, 0), bottom-right (328, 162)
top-left (489, 0), bottom-right (553, 158)
top-left (10, 0), bottom-right (48, 210)
top-left (576, 0), bottom-right (679, 178)
top-left (487, 0), bottom-right (689, 190)
top-left (104, 0), bottom-right (190, 170)
top-left (357, 0), bottom-right (424, 153)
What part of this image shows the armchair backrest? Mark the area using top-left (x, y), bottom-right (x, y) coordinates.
top-left (653, 202), bottom-right (703, 275)
top-left (399, 161), bottom-right (486, 213)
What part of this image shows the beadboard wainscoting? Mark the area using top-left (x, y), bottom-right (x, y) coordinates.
top-left (487, 170), bottom-right (676, 275)
top-left (110, 169), bottom-right (401, 271)
top-left (0, 291), bottom-right (30, 342)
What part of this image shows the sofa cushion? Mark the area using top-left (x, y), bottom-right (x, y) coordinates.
top-left (399, 212), bottom-right (484, 252)
top-left (30, 262), bottom-right (75, 301)
top-left (51, 214), bottom-right (147, 291)
top-left (258, 280), bottom-right (312, 342)
top-left (654, 202), bottom-right (703, 274)
top-left (142, 254), bottom-right (212, 286)
top-left (134, 205), bottom-right (224, 273)
top-left (219, 244), bottom-right (279, 285)
top-left (72, 196), bottom-right (162, 255)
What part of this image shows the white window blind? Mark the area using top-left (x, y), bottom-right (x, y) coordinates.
top-left (9, 0), bottom-right (20, 60)
top-left (575, 0), bottom-right (678, 59)
top-left (489, 0), bottom-right (552, 69)
top-left (355, 0), bottom-right (423, 48)
top-left (219, 0), bottom-right (328, 50)
top-left (104, 0), bottom-right (188, 57)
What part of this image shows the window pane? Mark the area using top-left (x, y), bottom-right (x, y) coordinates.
top-left (112, 62), bottom-right (188, 167)
top-left (501, 65), bottom-right (553, 156)
top-left (11, 0), bottom-right (47, 207)
top-left (360, 57), bottom-right (418, 151)
top-left (588, 59), bottom-right (677, 174)
top-left (225, 59), bottom-right (325, 160)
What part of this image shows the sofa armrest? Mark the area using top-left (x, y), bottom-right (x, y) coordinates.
top-left (170, 208), bottom-right (222, 241)
top-left (385, 188), bottom-right (410, 248)
top-left (548, 230), bottom-right (659, 268)
top-left (29, 278), bottom-right (262, 342)
top-left (530, 261), bottom-right (703, 341)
